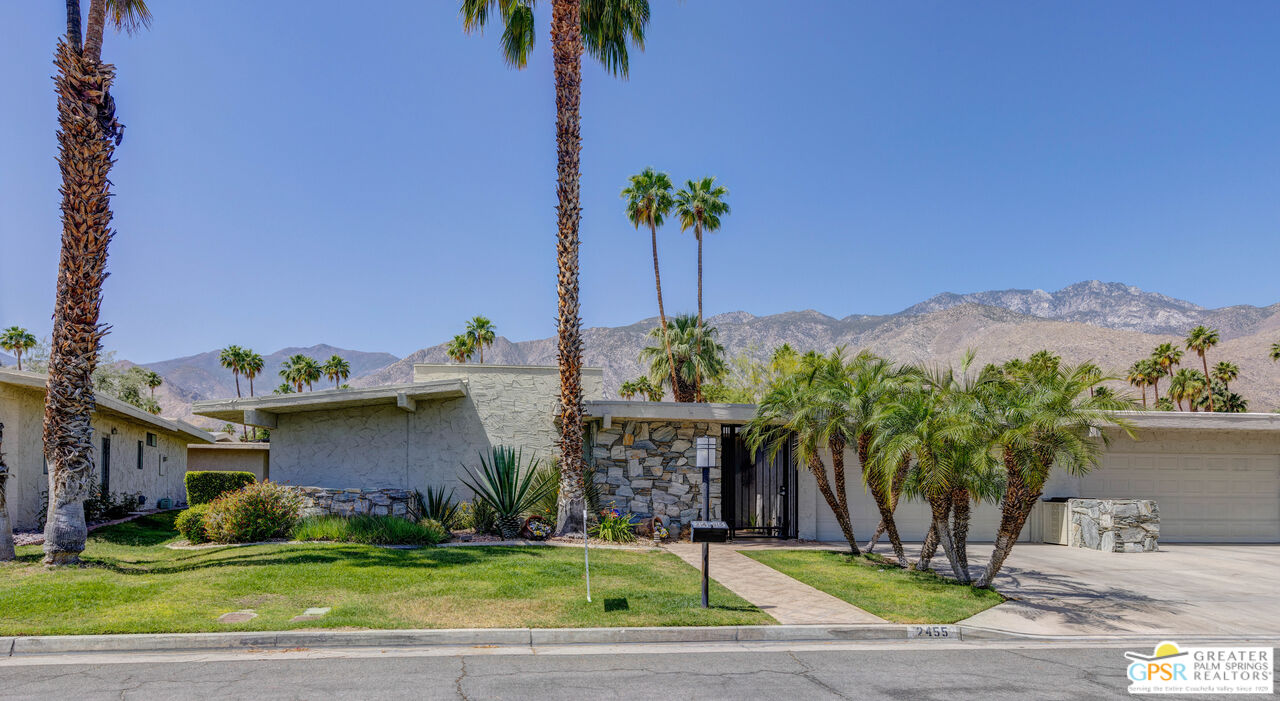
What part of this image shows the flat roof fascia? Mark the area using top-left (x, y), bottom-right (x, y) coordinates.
top-left (583, 400), bottom-right (756, 424)
top-left (190, 379), bottom-right (467, 423)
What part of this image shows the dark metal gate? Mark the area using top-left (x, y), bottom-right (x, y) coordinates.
top-left (721, 425), bottom-right (796, 538)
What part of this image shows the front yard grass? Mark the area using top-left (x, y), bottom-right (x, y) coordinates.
top-left (742, 549), bottom-right (1004, 624)
top-left (0, 513), bottom-right (770, 635)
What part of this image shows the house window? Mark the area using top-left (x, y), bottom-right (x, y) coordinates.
top-left (137, 441), bottom-right (144, 470)
top-left (146, 433), bottom-right (158, 447)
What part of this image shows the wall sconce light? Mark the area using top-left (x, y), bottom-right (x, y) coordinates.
top-left (110, 427), bottom-right (118, 435)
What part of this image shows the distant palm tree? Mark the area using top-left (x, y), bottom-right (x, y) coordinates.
top-left (447, 335), bottom-right (475, 364)
top-left (1185, 326), bottom-right (1220, 411)
top-left (219, 345), bottom-right (247, 398)
top-left (1126, 361), bottom-right (1150, 408)
top-left (1167, 368), bottom-right (1207, 412)
top-left (466, 316), bottom-right (497, 364)
top-left (673, 177), bottom-right (730, 328)
top-left (323, 355), bottom-right (351, 389)
top-left (1151, 343), bottom-right (1182, 397)
top-left (619, 376), bottom-right (662, 401)
top-left (0, 327), bottom-right (37, 371)
top-left (623, 167), bottom-right (679, 395)
top-left (273, 383), bottom-right (294, 395)
top-left (639, 315), bottom-right (725, 403)
top-left (280, 354), bottom-right (321, 393)
top-left (1270, 341), bottom-right (1280, 363)
top-left (242, 351), bottom-right (264, 397)
top-left (1211, 361), bottom-right (1239, 391)
top-left (143, 370), bottom-right (162, 398)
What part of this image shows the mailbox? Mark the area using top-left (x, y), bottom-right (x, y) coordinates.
top-left (690, 520), bottom-right (729, 543)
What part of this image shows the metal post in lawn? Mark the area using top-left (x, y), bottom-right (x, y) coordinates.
top-left (696, 436), bottom-right (716, 609)
top-left (583, 507), bottom-right (591, 603)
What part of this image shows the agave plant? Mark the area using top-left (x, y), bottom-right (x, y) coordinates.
top-left (417, 486), bottom-right (461, 530)
top-left (459, 446), bottom-right (554, 539)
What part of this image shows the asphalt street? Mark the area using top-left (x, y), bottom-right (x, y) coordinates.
top-left (4, 642), bottom-right (1268, 700)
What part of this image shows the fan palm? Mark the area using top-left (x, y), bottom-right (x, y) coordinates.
top-left (0, 327), bottom-right (37, 372)
top-left (42, 0), bottom-right (151, 566)
top-left (447, 334), bottom-right (475, 364)
top-left (1211, 361), bottom-right (1239, 391)
top-left (619, 376), bottom-right (661, 401)
top-left (459, 446), bottom-right (554, 539)
top-left (1126, 361), bottom-right (1150, 408)
top-left (1271, 341), bottom-right (1280, 363)
top-left (975, 357), bottom-right (1132, 588)
top-left (219, 345), bottom-right (247, 398)
top-left (622, 168), bottom-right (679, 396)
top-left (673, 177), bottom-right (730, 327)
top-left (465, 316), bottom-right (497, 364)
top-left (1151, 342), bottom-right (1182, 392)
top-left (242, 351), bottom-right (264, 397)
top-left (143, 370), bottom-right (162, 398)
top-left (323, 355), bottom-right (351, 389)
top-left (1167, 368), bottom-right (1207, 412)
top-left (280, 354), bottom-right (320, 393)
top-left (1185, 326), bottom-right (1220, 411)
top-left (461, 0), bottom-right (650, 538)
top-left (639, 314), bottom-right (725, 403)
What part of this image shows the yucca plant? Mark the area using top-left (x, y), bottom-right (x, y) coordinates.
top-left (418, 486), bottom-right (461, 530)
top-left (459, 446), bottom-right (554, 539)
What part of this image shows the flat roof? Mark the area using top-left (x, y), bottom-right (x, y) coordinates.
top-left (0, 368), bottom-right (214, 444)
top-left (187, 442), bottom-right (270, 451)
top-left (191, 379), bottom-right (467, 425)
top-left (1109, 410), bottom-right (1280, 431)
top-left (583, 400), bottom-right (757, 424)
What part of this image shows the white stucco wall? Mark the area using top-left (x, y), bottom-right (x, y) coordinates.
top-left (188, 445), bottom-right (270, 481)
top-left (0, 383), bottom-right (194, 530)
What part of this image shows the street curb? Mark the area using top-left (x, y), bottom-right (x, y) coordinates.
top-left (5, 625), bottom-right (1278, 656)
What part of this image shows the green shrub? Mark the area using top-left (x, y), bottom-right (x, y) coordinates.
top-left (459, 446), bottom-right (554, 539)
top-left (417, 486), bottom-right (461, 530)
top-left (203, 481), bottom-right (300, 543)
top-left (590, 504), bottom-right (637, 543)
top-left (457, 500), bottom-right (499, 535)
top-left (185, 471), bottom-right (256, 505)
top-left (291, 515), bottom-right (447, 546)
top-left (84, 483), bottom-right (142, 523)
top-left (174, 504), bottom-right (210, 543)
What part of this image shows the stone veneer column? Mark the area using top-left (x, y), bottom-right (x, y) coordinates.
top-left (591, 420), bottom-right (721, 532)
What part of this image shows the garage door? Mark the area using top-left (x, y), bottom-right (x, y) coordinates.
top-left (817, 481), bottom-right (1010, 543)
top-left (1080, 453), bottom-right (1280, 543)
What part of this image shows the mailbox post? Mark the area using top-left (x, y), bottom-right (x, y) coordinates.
top-left (694, 436), bottom-right (720, 608)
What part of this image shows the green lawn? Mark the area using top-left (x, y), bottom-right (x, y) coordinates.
top-left (742, 550), bottom-right (1004, 624)
top-left (0, 514), bottom-right (770, 635)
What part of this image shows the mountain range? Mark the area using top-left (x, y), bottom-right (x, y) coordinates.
top-left (11, 281), bottom-right (1276, 427)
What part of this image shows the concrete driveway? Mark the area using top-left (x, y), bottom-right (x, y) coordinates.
top-left (956, 542), bottom-right (1280, 636)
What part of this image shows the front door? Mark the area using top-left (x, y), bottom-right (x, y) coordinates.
top-left (100, 436), bottom-right (111, 493)
top-left (721, 425), bottom-right (796, 538)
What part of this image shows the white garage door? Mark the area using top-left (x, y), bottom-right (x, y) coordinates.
top-left (817, 482), bottom-right (1009, 543)
top-left (1080, 453), bottom-right (1280, 543)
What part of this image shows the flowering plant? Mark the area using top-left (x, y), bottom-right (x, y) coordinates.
top-left (590, 502), bottom-right (636, 543)
top-left (527, 519), bottom-right (552, 540)
top-left (652, 523), bottom-right (669, 541)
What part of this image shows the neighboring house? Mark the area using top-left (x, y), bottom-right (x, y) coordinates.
top-left (194, 364), bottom-right (1280, 543)
top-left (187, 437), bottom-right (270, 481)
top-left (0, 368), bottom-right (214, 530)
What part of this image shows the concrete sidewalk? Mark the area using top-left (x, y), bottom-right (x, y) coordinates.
top-left (664, 543), bottom-right (884, 624)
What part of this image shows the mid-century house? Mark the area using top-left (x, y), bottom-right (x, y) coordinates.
top-left (193, 363), bottom-right (1280, 544)
top-left (0, 368), bottom-right (214, 530)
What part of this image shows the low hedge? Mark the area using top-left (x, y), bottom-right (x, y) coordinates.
top-left (185, 471), bottom-right (256, 505)
top-left (175, 504), bottom-right (210, 543)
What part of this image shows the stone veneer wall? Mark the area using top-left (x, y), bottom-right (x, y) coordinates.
top-left (591, 420), bottom-right (722, 532)
top-left (291, 486), bottom-right (417, 519)
top-left (1069, 498), bottom-right (1159, 552)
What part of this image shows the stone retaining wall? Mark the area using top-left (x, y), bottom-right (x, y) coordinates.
top-left (590, 420), bottom-right (721, 533)
top-left (1069, 498), bottom-right (1159, 552)
top-left (290, 486), bottom-right (418, 519)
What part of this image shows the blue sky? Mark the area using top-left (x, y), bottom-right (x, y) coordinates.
top-left (2, 1), bottom-right (1278, 362)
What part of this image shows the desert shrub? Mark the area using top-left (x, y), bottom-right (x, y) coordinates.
top-left (291, 515), bottom-right (447, 546)
top-left (202, 481), bottom-right (300, 543)
top-left (185, 471), bottom-right (256, 505)
top-left (529, 458), bottom-right (601, 526)
top-left (83, 483), bottom-right (142, 523)
top-left (174, 504), bottom-right (210, 543)
top-left (417, 486), bottom-right (461, 530)
top-left (457, 500), bottom-right (499, 535)
top-left (459, 446), bottom-right (555, 539)
top-left (590, 504), bottom-right (637, 543)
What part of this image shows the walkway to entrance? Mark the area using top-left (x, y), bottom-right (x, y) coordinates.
top-left (664, 543), bottom-right (884, 624)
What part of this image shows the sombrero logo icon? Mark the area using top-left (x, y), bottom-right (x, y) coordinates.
top-left (1125, 641), bottom-right (1273, 694)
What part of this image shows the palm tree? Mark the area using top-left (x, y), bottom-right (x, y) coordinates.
top-left (638, 314), bottom-right (725, 403)
top-left (623, 168), bottom-right (680, 395)
top-left (461, 0), bottom-right (650, 538)
top-left (219, 345), bottom-right (247, 398)
top-left (619, 375), bottom-right (662, 401)
top-left (1185, 326), bottom-right (1220, 411)
top-left (273, 382), bottom-right (294, 395)
top-left (673, 177), bottom-right (730, 328)
top-left (1167, 368), bottom-right (1207, 412)
top-left (1126, 361), bottom-right (1150, 408)
top-left (1211, 361), bottom-right (1239, 391)
top-left (747, 366), bottom-right (861, 555)
top-left (298, 356), bottom-right (322, 392)
top-left (1271, 341), bottom-right (1280, 363)
top-left (976, 358), bottom-right (1132, 588)
top-left (242, 351), bottom-right (264, 397)
top-left (465, 316), bottom-right (497, 364)
top-left (279, 354), bottom-right (321, 393)
top-left (447, 335), bottom-right (475, 364)
top-left (42, 0), bottom-right (151, 566)
top-left (143, 370), bottom-right (162, 398)
top-left (0, 327), bottom-right (37, 371)
top-left (1151, 342), bottom-right (1183, 391)
top-left (323, 355), bottom-right (351, 389)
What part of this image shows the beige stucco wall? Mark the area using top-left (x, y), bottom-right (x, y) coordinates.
top-left (267, 366), bottom-right (605, 496)
top-left (188, 445), bottom-right (270, 481)
top-left (0, 383), bottom-right (192, 530)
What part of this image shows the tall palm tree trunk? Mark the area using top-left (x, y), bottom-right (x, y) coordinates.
top-left (649, 222), bottom-right (679, 399)
top-left (807, 454), bottom-right (859, 555)
top-left (1200, 355), bottom-right (1214, 412)
top-left (696, 224), bottom-right (703, 326)
top-left (857, 434), bottom-right (906, 567)
top-left (926, 493), bottom-right (965, 581)
top-left (552, 0), bottom-right (586, 536)
top-left (950, 486), bottom-right (972, 583)
top-left (43, 36), bottom-right (119, 566)
top-left (1152, 377), bottom-right (1160, 402)
top-left (0, 422), bottom-right (15, 561)
top-left (829, 435), bottom-right (855, 546)
top-left (977, 449), bottom-right (1040, 588)
top-left (866, 455), bottom-right (910, 552)
top-left (1140, 385), bottom-right (1147, 408)
top-left (916, 520), bottom-right (939, 570)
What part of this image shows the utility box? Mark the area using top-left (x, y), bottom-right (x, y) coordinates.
top-left (690, 520), bottom-right (729, 543)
